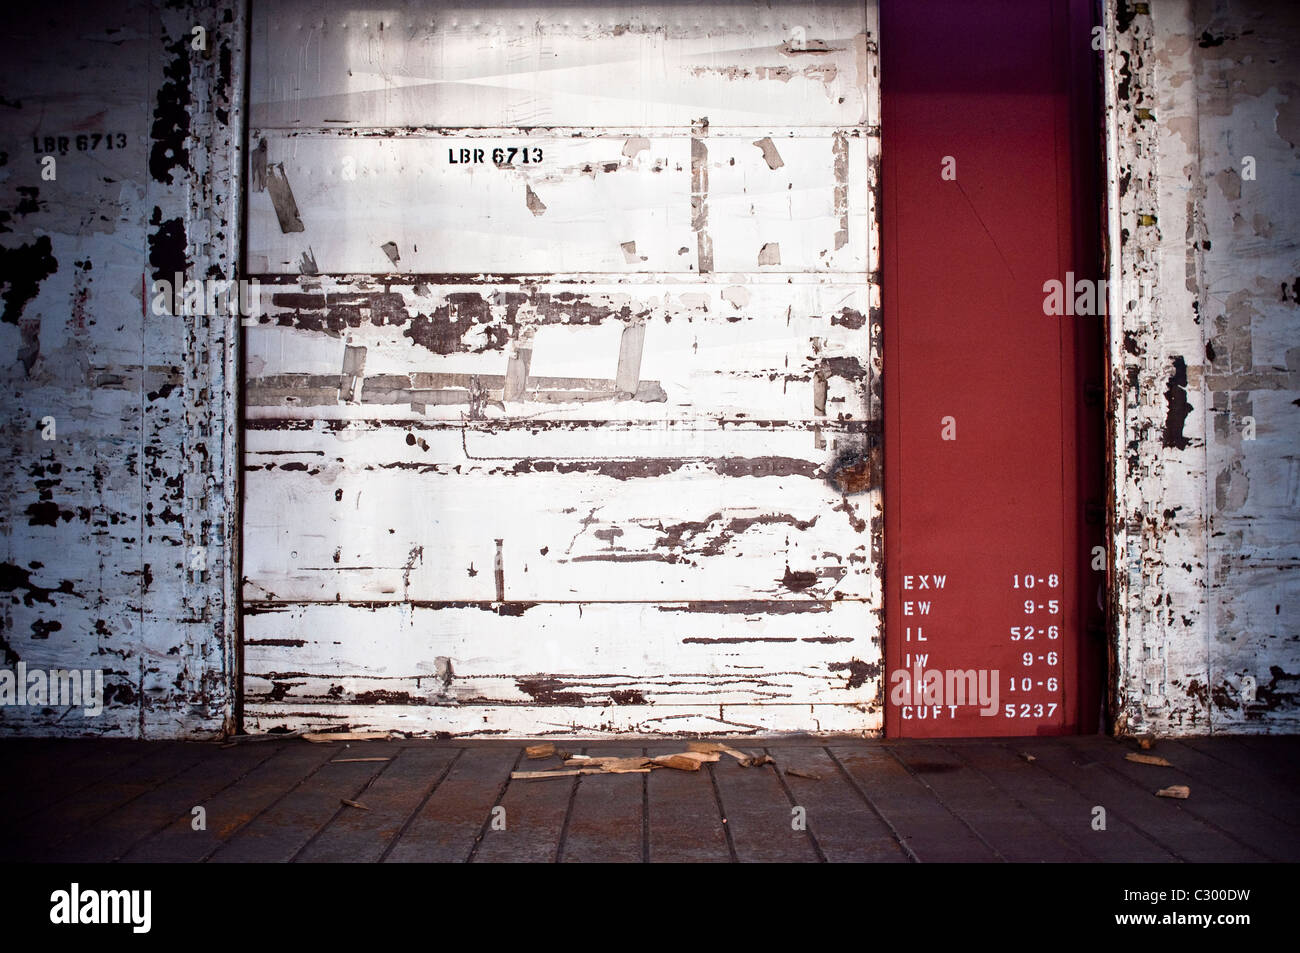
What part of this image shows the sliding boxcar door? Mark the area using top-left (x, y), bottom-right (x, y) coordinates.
top-left (241, 1), bottom-right (884, 736)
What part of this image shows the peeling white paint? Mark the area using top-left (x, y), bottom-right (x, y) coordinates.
top-left (1105, 0), bottom-right (1299, 734)
top-left (241, 0), bottom-right (882, 736)
top-left (0, 0), bottom-right (244, 737)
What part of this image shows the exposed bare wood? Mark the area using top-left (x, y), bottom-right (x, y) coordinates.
top-left (1125, 753), bottom-right (1173, 767)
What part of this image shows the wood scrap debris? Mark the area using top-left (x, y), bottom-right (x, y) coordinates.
top-left (648, 754), bottom-right (701, 772)
top-left (512, 767), bottom-right (648, 780)
top-left (784, 767), bottom-right (821, 780)
top-left (566, 755), bottom-right (659, 773)
top-left (650, 753), bottom-right (717, 771)
top-left (526, 743), bottom-right (556, 759)
top-left (1125, 752), bottom-right (1173, 767)
top-left (340, 798), bottom-right (371, 810)
top-left (303, 731), bottom-right (395, 743)
top-left (509, 740), bottom-right (806, 781)
top-left (1019, 752), bottom-right (1037, 763)
top-left (688, 741), bottom-right (752, 762)
top-left (220, 728), bottom-right (307, 747)
top-left (656, 751), bottom-right (721, 768)
top-left (1155, 785), bottom-right (1190, 799)
top-left (687, 740), bottom-right (773, 766)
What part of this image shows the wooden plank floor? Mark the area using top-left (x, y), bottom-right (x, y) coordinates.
top-left (0, 735), bottom-right (1295, 863)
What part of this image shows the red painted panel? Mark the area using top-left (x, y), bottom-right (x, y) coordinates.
top-left (882, 0), bottom-right (1104, 737)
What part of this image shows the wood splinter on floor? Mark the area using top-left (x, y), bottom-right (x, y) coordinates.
top-left (688, 740), bottom-right (760, 763)
top-left (682, 742), bottom-right (773, 769)
top-left (1125, 752), bottom-right (1173, 767)
top-left (567, 755), bottom-right (664, 773)
top-left (512, 767), bottom-right (648, 780)
top-left (649, 752), bottom-right (719, 771)
top-left (340, 798), bottom-right (371, 811)
top-left (1155, 785), bottom-right (1190, 799)
top-left (511, 740), bottom-right (792, 781)
top-left (525, 742), bottom-right (556, 759)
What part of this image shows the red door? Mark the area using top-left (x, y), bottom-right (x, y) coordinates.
top-left (882, 0), bottom-right (1105, 737)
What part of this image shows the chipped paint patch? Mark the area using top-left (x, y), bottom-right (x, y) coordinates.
top-left (752, 137), bottom-right (785, 169)
top-left (264, 163), bottom-right (305, 233)
top-left (525, 184), bottom-right (547, 217)
top-left (0, 236), bottom-right (58, 323)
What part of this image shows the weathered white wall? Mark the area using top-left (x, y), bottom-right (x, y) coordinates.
top-left (1105, 0), bottom-right (1300, 734)
top-left (0, 0), bottom-right (243, 737)
top-left (2, 0), bottom-right (1294, 739)
top-left (240, 1), bottom-right (885, 737)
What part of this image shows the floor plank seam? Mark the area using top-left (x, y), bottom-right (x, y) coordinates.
top-left (767, 746), bottom-right (827, 863)
top-left (199, 743), bottom-right (336, 862)
top-left (640, 746), bottom-right (650, 865)
top-left (289, 747), bottom-right (402, 862)
top-left (944, 743), bottom-right (1097, 862)
top-left (379, 747), bottom-right (465, 863)
top-left (1090, 757), bottom-right (1273, 862)
top-left (465, 747), bottom-right (523, 864)
top-left (41, 747), bottom-right (211, 856)
top-left (825, 747), bottom-right (919, 863)
top-left (113, 744), bottom-right (283, 863)
top-left (882, 745), bottom-right (1006, 862)
top-left (705, 761), bottom-right (738, 863)
top-left (554, 745), bottom-right (585, 863)
top-left (1006, 742), bottom-right (1189, 863)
